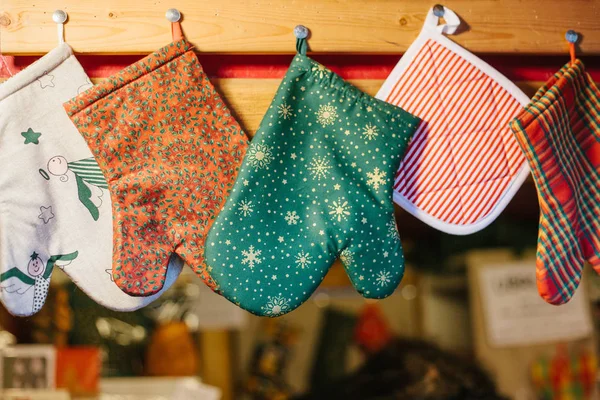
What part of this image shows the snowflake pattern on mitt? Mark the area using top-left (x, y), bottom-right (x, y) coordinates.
top-left (205, 53), bottom-right (419, 316)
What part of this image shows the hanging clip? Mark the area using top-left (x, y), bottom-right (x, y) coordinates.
top-left (565, 30), bottom-right (578, 65)
top-left (166, 8), bottom-right (183, 41)
top-left (294, 25), bottom-right (309, 55)
top-left (52, 10), bottom-right (67, 45)
top-left (424, 5), bottom-right (460, 35)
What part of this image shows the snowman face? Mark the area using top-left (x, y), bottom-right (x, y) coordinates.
top-left (28, 257), bottom-right (44, 277)
top-left (47, 156), bottom-right (69, 176)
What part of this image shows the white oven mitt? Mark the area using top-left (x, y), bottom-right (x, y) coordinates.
top-left (376, 6), bottom-right (531, 235)
top-left (0, 42), bottom-right (183, 316)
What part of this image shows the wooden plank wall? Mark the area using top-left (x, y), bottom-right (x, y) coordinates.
top-left (0, 76), bottom-right (563, 136)
top-left (1, 0), bottom-right (600, 55)
top-left (214, 79), bottom-right (546, 135)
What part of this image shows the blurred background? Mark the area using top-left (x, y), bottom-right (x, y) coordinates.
top-left (1, 206), bottom-right (599, 400)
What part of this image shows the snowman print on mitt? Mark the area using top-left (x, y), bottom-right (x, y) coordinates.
top-left (205, 48), bottom-right (419, 317)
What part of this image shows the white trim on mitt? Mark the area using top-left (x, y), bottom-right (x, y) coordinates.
top-left (376, 6), bottom-right (531, 236)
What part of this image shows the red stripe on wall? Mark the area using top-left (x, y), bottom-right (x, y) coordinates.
top-left (2, 54), bottom-right (600, 81)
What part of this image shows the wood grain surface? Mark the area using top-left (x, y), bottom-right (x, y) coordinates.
top-left (0, 76), bottom-right (548, 134)
top-left (1, 1), bottom-right (599, 55)
top-left (212, 79), bottom-right (544, 136)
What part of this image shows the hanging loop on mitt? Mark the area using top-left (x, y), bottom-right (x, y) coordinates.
top-left (166, 8), bottom-right (184, 41)
top-left (294, 25), bottom-right (309, 55)
top-left (566, 30), bottom-right (579, 65)
top-left (423, 5), bottom-right (460, 35)
top-left (52, 10), bottom-right (67, 44)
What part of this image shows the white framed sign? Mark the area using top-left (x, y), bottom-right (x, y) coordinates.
top-left (478, 261), bottom-right (593, 347)
top-left (0, 345), bottom-right (56, 390)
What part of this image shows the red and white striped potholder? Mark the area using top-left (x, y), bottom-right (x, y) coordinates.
top-left (376, 6), bottom-right (530, 235)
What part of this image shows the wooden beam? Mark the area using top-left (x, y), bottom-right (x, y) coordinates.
top-left (2, 1), bottom-right (599, 55)
top-left (215, 79), bottom-right (383, 136)
top-left (212, 79), bottom-right (544, 136)
top-left (0, 76), bottom-right (550, 135)
top-left (73, 78), bottom-right (544, 136)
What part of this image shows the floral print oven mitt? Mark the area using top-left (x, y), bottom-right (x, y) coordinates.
top-left (205, 31), bottom-right (420, 316)
top-left (65, 39), bottom-right (248, 296)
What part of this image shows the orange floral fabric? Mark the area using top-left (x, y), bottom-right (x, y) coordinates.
top-left (65, 39), bottom-right (248, 296)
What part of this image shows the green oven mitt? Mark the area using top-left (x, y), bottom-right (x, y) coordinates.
top-left (205, 27), bottom-right (420, 316)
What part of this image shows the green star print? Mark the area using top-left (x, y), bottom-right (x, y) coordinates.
top-left (205, 38), bottom-right (419, 317)
top-left (21, 128), bottom-right (41, 145)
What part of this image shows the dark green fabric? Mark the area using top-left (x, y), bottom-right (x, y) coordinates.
top-left (75, 174), bottom-right (100, 221)
top-left (296, 38), bottom-right (308, 55)
top-left (205, 52), bottom-right (419, 316)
